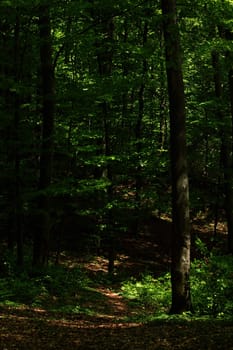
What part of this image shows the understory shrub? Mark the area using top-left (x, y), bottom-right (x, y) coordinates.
top-left (0, 257), bottom-right (90, 309)
top-left (121, 273), bottom-right (171, 314)
top-left (121, 240), bottom-right (233, 319)
top-left (191, 243), bottom-right (233, 318)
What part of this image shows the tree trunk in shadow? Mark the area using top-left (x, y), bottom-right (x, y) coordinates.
top-left (161, 0), bottom-right (193, 314)
top-left (212, 50), bottom-right (233, 254)
top-left (33, 5), bottom-right (55, 267)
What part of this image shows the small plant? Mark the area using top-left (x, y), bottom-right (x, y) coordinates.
top-left (191, 239), bottom-right (233, 318)
top-left (0, 255), bottom-right (91, 312)
top-left (121, 239), bottom-right (233, 320)
top-left (121, 273), bottom-right (171, 315)
top-left (195, 237), bottom-right (210, 257)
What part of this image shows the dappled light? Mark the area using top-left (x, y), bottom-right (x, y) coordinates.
top-left (0, 307), bottom-right (233, 349)
top-left (0, 219), bottom-right (233, 348)
top-left (1, 0), bottom-right (233, 348)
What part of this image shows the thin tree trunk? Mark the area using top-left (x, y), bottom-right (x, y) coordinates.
top-left (121, 20), bottom-right (128, 128)
top-left (228, 55), bottom-right (233, 253)
top-left (212, 51), bottom-right (233, 254)
top-left (158, 27), bottom-right (167, 150)
top-left (134, 21), bottom-right (148, 235)
top-left (96, 15), bottom-right (115, 273)
top-left (161, 0), bottom-right (192, 314)
top-left (13, 13), bottom-right (23, 266)
top-left (33, 5), bottom-right (55, 266)
top-left (229, 67), bottom-right (233, 158)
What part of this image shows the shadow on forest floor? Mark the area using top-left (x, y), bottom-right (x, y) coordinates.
top-left (0, 306), bottom-right (233, 349)
top-left (0, 217), bottom-right (231, 349)
top-left (82, 215), bottom-right (228, 280)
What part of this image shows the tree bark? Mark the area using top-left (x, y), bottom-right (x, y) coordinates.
top-left (96, 15), bottom-right (115, 273)
top-left (161, 0), bottom-right (192, 313)
top-left (13, 13), bottom-right (23, 266)
top-left (227, 53), bottom-right (233, 253)
top-left (212, 51), bottom-right (233, 254)
top-left (229, 66), bottom-right (233, 157)
top-left (134, 21), bottom-right (148, 235)
top-left (33, 5), bottom-right (55, 266)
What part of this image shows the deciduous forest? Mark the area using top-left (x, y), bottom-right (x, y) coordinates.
top-left (0, 0), bottom-right (233, 348)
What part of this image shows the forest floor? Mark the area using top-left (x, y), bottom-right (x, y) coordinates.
top-left (0, 217), bottom-right (233, 349)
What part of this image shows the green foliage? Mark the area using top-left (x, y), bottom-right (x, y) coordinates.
top-left (34, 265), bottom-right (91, 302)
top-left (191, 242), bottom-right (233, 318)
top-left (1, 243), bottom-right (233, 321)
top-left (1, 0), bottom-right (233, 325)
top-left (195, 237), bottom-right (210, 257)
top-left (121, 273), bottom-right (171, 315)
top-left (0, 259), bottom-right (92, 312)
top-left (121, 243), bottom-right (233, 320)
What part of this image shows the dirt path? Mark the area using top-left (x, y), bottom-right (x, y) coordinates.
top-left (0, 276), bottom-right (233, 350)
top-left (0, 218), bottom-right (231, 349)
top-left (0, 306), bottom-right (233, 349)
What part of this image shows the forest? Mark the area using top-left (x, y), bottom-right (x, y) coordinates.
top-left (0, 0), bottom-right (233, 348)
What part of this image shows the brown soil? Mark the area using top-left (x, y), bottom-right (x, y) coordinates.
top-left (0, 217), bottom-right (232, 349)
top-left (0, 306), bottom-right (232, 349)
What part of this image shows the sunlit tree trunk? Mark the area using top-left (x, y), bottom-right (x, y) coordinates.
top-left (161, 0), bottom-right (192, 314)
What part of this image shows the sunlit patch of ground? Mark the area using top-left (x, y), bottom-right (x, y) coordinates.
top-left (0, 216), bottom-right (233, 349)
top-left (0, 307), bottom-right (233, 349)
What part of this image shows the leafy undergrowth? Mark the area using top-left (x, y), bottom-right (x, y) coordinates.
top-left (121, 249), bottom-right (233, 322)
top-left (0, 228), bottom-right (233, 349)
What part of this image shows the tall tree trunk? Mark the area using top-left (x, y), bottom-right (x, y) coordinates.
top-left (229, 66), bottom-right (233, 158)
top-left (121, 20), bottom-right (129, 129)
top-left (33, 5), bottom-right (55, 266)
top-left (96, 14), bottom-right (115, 273)
top-left (158, 27), bottom-right (167, 150)
top-left (134, 21), bottom-right (148, 235)
top-left (161, 0), bottom-right (192, 314)
top-left (212, 51), bottom-right (233, 254)
top-left (227, 53), bottom-right (233, 253)
top-left (13, 13), bottom-right (23, 266)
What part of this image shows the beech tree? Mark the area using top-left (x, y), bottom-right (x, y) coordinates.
top-left (161, 0), bottom-right (192, 313)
